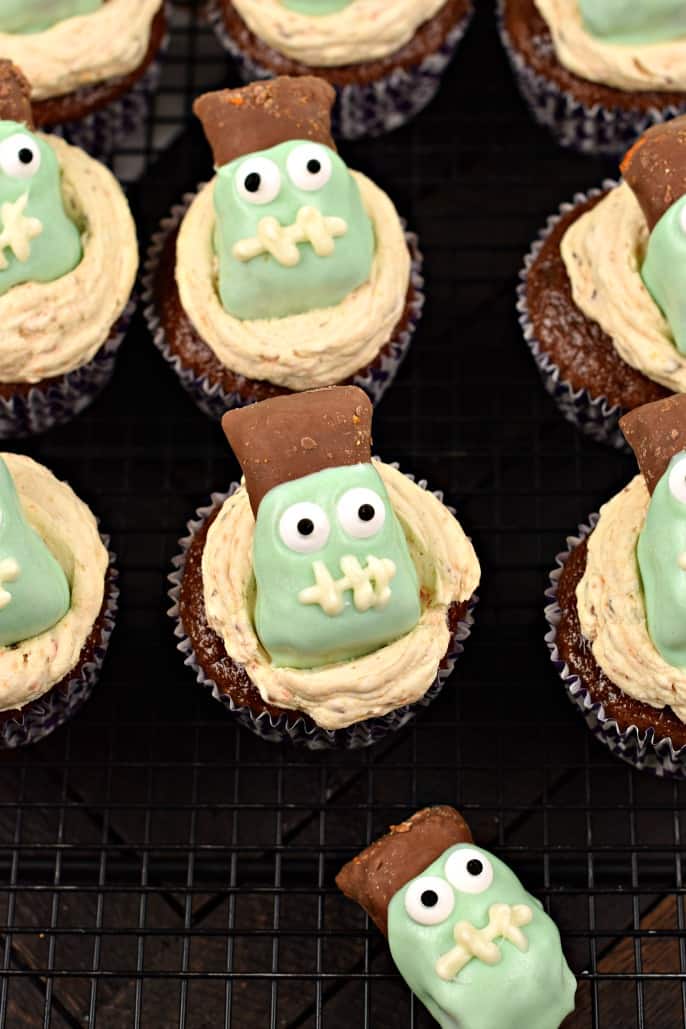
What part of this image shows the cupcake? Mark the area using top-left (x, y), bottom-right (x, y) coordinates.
top-left (336, 806), bottom-right (577, 1028)
top-left (0, 0), bottom-right (166, 158)
top-left (144, 76), bottom-right (423, 422)
top-left (546, 393), bottom-right (686, 776)
top-left (205, 0), bottom-right (473, 140)
top-left (0, 62), bottom-right (137, 437)
top-left (499, 0), bottom-right (686, 155)
top-left (0, 452), bottom-right (117, 747)
top-left (519, 115), bottom-right (686, 449)
top-left (169, 386), bottom-right (480, 749)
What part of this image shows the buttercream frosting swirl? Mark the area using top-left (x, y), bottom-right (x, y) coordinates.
top-left (230, 0), bottom-right (448, 66)
top-left (577, 475), bottom-right (686, 722)
top-left (176, 172), bottom-right (410, 391)
top-left (535, 0), bottom-right (686, 92)
top-left (0, 133), bottom-right (137, 383)
top-left (0, 453), bottom-right (108, 713)
top-left (202, 461), bottom-right (480, 730)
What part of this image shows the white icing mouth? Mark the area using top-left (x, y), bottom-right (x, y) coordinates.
top-left (232, 206), bottom-right (348, 267)
top-left (298, 554), bottom-right (395, 616)
top-left (435, 903), bottom-right (532, 981)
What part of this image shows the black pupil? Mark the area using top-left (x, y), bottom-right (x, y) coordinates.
top-left (306, 158), bottom-right (321, 175)
top-left (297, 518), bottom-right (314, 537)
top-left (18, 148), bottom-right (33, 165)
top-left (244, 172), bottom-right (261, 193)
top-left (420, 890), bottom-right (439, 908)
top-left (467, 859), bottom-right (483, 877)
top-left (358, 504), bottom-right (375, 522)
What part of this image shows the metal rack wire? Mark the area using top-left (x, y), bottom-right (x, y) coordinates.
top-left (0, 1), bottom-right (684, 1026)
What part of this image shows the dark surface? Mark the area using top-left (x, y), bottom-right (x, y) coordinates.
top-left (0, 1), bottom-right (685, 1027)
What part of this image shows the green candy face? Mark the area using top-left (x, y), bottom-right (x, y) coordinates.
top-left (0, 458), bottom-right (70, 647)
top-left (0, 120), bottom-right (82, 297)
top-left (579, 0), bottom-right (686, 44)
top-left (388, 844), bottom-right (576, 1029)
top-left (253, 464), bottom-right (421, 669)
top-left (213, 139), bottom-right (374, 321)
top-left (641, 195), bottom-right (686, 356)
top-left (280, 0), bottom-right (352, 13)
top-left (0, 0), bottom-right (101, 34)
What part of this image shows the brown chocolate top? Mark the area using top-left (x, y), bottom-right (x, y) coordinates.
top-left (222, 386), bottom-right (372, 515)
top-left (620, 394), bottom-right (686, 495)
top-left (621, 116), bottom-right (686, 231)
top-left (335, 806), bottom-right (473, 937)
top-left (0, 61), bottom-right (33, 129)
top-left (193, 76), bottom-right (336, 168)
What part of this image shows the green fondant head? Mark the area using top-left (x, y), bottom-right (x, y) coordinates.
top-left (0, 120), bottom-right (81, 296)
top-left (641, 194), bottom-right (686, 356)
top-left (281, 0), bottom-right (352, 13)
top-left (579, 0), bottom-right (686, 44)
top-left (387, 844), bottom-right (576, 1029)
top-left (213, 138), bottom-right (374, 321)
top-left (253, 463), bottom-right (421, 668)
top-left (0, 0), bottom-right (101, 34)
top-left (0, 458), bottom-right (70, 647)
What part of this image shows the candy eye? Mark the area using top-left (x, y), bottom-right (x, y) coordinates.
top-left (669, 457), bottom-right (686, 504)
top-left (404, 876), bottom-right (455, 926)
top-left (0, 134), bottom-right (41, 180)
top-left (279, 502), bottom-right (330, 554)
top-left (286, 143), bottom-right (332, 192)
top-left (235, 156), bottom-right (281, 205)
top-left (444, 848), bottom-right (494, 895)
top-left (336, 488), bottom-right (386, 540)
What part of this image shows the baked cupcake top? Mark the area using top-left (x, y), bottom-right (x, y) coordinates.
top-left (202, 386), bottom-right (479, 729)
top-left (0, 62), bottom-right (137, 383)
top-left (336, 806), bottom-right (576, 1029)
top-left (534, 0), bottom-right (686, 93)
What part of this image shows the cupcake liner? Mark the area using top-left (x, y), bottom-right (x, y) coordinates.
top-left (142, 185), bottom-right (425, 421)
top-left (168, 470), bottom-right (477, 750)
top-left (545, 515), bottom-right (686, 777)
top-left (497, 0), bottom-right (686, 156)
top-left (205, 1), bottom-right (473, 139)
top-left (0, 538), bottom-right (118, 748)
top-left (518, 180), bottom-right (630, 451)
top-left (0, 297), bottom-right (135, 439)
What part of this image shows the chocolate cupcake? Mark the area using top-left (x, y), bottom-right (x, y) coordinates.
top-left (337, 806), bottom-right (576, 1028)
top-left (519, 115), bottom-right (686, 448)
top-left (0, 452), bottom-right (117, 747)
top-left (0, 63), bottom-right (138, 436)
top-left (546, 394), bottom-right (686, 776)
top-left (499, 0), bottom-right (686, 155)
top-left (169, 387), bottom-right (480, 749)
top-left (144, 76), bottom-right (423, 421)
top-left (0, 0), bottom-right (166, 159)
top-left (205, 0), bottom-right (473, 140)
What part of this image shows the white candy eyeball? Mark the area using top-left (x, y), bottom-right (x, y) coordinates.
top-left (235, 156), bottom-right (281, 205)
top-left (404, 876), bottom-right (455, 926)
top-left (279, 502), bottom-right (330, 554)
top-left (0, 134), bottom-right (41, 180)
top-left (444, 848), bottom-right (494, 895)
top-left (336, 488), bottom-right (386, 540)
top-left (669, 456), bottom-right (686, 505)
top-left (286, 143), bottom-right (332, 192)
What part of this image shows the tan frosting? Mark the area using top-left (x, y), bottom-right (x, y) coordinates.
top-left (561, 182), bottom-right (686, 393)
top-left (176, 172), bottom-right (410, 391)
top-left (0, 453), bottom-right (108, 713)
top-left (230, 0), bottom-right (448, 66)
top-left (535, 0), bottom-right (686, 92)
top-left (202, 461), bottom-right (480, 730)
top-left (0, 0), bottom-right (163, 102)
top-left (577, 475), bottom-right (686, 722)
top-left (0, 134), bottom-right (137, 384)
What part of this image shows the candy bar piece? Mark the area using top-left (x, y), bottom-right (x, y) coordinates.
top-left (620, 394), bottom-right (686, 494)
top-left (621, 116), bottom-right (686, 231)
top-left (335, 806), bottom-right (473, 937)
top-left (0, 60), bottom-right (33, 128)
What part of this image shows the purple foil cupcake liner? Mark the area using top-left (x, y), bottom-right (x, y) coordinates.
top-left (545, 515), bottom-right (686, 777)
top-left (205, 1), bottom-right (473, 140)
top-left (518, 180), bottom-right (630, 451)
top-left (142, 185), bottom-right (424, 421)
top-left (0, 538), bottom-right (118, 749)
top-left (497, 0), bottom-right (686, 157)
top-left (168, 472), bottom-right (477, 750)
top-left (0, 297), bottom-right (135, 439)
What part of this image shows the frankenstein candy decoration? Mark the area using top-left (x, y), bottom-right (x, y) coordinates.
top-left (194, 78), bottom-right (374, 322)
top-left (0, 457), bottom-right (70, 647)
top-left (579, 0), bottom-right (686, 45)
top-left (281, 0), bottom-right (352, 12)
top-left (0, 0), bottom-right (101, 34)
top-left (0, 62), bottom-right (81, 298)
top-left (222, 386), bottom-right (421, 669)
top-left (337, 807), bottom-right (576, 1029)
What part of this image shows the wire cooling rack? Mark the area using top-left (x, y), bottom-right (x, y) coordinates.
top-left (1, 1), bottom-right (685, 1026)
